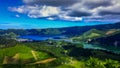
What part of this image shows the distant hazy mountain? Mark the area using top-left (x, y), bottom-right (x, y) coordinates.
top-left (0, 22), bottom-right (120, 37)
top-left (61, 22), bottom-right (120, 36)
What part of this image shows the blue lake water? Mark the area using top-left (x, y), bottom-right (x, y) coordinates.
top-left (19, 35), bottom-right (67, 41)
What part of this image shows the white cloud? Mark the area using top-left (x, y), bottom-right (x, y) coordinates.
top-left (47, 17), bottom-right (56, 20)
top-left (9, 0), bottom-right (120, 21)
top-left (9, 6), bottom-right (26, 13)
top-left (9, 5), bottom-right (61, 18)
top-left (9, 5), bottom-right (83, 21)
top-left (15, 14), bottom-right (20, 18)
top-left (59, 15), bottom-right (83, 21)
top-left (36, 5), bottom-right (61, 17)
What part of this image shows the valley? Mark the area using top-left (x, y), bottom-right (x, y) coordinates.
top-left (0, 22), bottom-right (120, 68)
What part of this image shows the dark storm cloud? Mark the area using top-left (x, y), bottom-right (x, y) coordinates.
top-left (98, 11), bottom-right (120, 16)
top-left (82, 0), bottom-right (113, 9)
top-left (68, 11), bottom-right (92, 17)
top-left (23, 0), bottom-right (80, 6)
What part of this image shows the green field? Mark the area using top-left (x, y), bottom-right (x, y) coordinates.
top-left (0, 45), bottom-right (52, 65)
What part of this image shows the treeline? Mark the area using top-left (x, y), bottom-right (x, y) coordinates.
top-left (0, 29), bottom-right (63, 36)
top-left (0, 36), bottom-right (17, 48)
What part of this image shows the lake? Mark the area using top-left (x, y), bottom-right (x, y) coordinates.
top-left (19, 35), bottom-right (68, 41)
top-left (18, 35), bottom-right (120, 54)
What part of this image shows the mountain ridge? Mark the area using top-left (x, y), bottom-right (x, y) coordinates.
top-left (0, 22), bottom-right (120, 37)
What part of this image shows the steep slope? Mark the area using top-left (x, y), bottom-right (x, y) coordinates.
top-left (72, 29), bottom-right (120, 42)
top-left (91, 33), bottom-right (120, 47)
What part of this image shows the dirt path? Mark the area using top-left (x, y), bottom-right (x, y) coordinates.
top-left (3, 56), bottom-right (9, 64)
top-left (30, 58), bottom-right (56, 65)
top-left (31, 50), bottom-right (38, 61)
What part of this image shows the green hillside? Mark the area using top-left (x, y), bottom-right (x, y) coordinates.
top-left (72, 29), bottom-right (120, 42)
top-left (0, 42), bottom-right (120, 68)
top-left (72, 29), bottom-right (104, 42)
top-left (82, 29), bottom-right (104, 38)
top-left (0, 45), bottom-right (52, 65)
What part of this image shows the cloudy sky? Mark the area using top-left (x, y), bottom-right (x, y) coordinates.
top-left (0, 0), bottom-right (120, 29)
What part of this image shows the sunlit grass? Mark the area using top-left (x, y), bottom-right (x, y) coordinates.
top-left (0, 45), bottom-right (51, 64)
